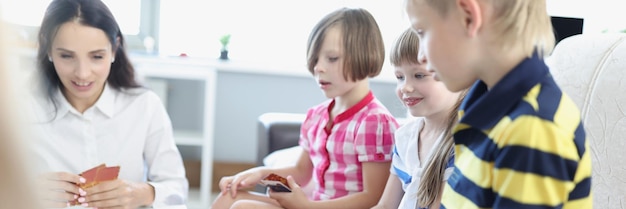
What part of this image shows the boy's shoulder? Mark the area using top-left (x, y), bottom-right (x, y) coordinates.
top-left (466, 54), bottom-right (573, 123)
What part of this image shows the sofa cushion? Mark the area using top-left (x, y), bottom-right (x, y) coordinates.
top-left (548, 33), bottom-right (626, 208)
top-left (256, 112), bottom-right (305, 166)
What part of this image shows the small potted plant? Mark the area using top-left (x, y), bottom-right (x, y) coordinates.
top-left (219, 34), bottom-right (231, 60)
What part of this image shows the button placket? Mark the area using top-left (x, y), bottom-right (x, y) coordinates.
top-left (82, 111), bottom-right (98, 165)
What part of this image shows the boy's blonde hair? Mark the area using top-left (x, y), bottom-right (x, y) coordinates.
top-left (418, 0), bottom-right (555, 57)
top-left (306, 7), bottom-right (385, 82)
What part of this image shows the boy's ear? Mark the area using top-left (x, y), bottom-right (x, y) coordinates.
top-left (457, 0), bottom-right (483, 37)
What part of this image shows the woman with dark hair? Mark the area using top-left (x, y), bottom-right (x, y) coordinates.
top-left (29, 0), bottom-right (188, 208)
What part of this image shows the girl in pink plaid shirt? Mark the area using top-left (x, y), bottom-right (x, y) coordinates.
top-left (212, 7), bottom-right (399, 209)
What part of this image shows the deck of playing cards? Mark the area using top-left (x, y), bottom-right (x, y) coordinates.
top-left (78, 163), bottom-right (120, 188)
top-left (69, 163), bottom-right (120, 206)
top-left (259, 173), bottom-right (291, 192)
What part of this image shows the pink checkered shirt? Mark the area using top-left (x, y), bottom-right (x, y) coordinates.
top-left (299, 91), bottom-right (398, 200)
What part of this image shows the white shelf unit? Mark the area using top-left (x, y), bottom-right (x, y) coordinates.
top-left (132, 56), bottom-right (216, 209)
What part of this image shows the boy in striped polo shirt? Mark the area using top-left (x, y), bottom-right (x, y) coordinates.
top-left (404, 0), bottom-right (592, 208)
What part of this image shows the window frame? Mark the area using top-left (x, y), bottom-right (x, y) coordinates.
top-left (124, 0), bottom-right (160, 53)
top-left (2, 0), bottom-right (159, 53)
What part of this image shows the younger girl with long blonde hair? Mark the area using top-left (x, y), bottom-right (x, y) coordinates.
top-left (372, 28), bottom-right (466, 209)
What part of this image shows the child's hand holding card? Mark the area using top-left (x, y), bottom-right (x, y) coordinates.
top-left (259, 173), bottom-right (291, 192)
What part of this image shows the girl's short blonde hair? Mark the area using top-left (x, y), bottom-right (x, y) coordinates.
top-left (417, 0), bottom-right (555, 57)
top-left (306, 7), bottom-right (386, 82)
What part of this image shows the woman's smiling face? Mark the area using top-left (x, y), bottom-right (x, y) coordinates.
top-left (49, 21), bottom-right (115, 111)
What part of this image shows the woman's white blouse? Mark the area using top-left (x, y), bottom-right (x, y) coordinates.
top-left (29, 84), bottom-right (188, 207)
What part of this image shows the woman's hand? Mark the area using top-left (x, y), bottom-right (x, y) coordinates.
top-left (218, 167), bottom-right (266, 198)
top-left (80, 179), bottom-right (154, 209)
top-left (268, 175), bottom-right (312, 209)
top-left (37, 172), bottom-right (85, 208)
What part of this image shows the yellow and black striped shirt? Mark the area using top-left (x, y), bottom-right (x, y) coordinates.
top-left (441, 53), bottom-right (592, 209)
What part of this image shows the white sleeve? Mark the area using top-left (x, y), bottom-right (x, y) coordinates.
top-left (143, 92), bottom-right (189, 207)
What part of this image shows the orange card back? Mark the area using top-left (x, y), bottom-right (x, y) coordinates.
top-left (96, 166), bottom-right (120, 182)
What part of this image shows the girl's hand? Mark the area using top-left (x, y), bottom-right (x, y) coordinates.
top-left (37, 172), bottom-right (85, 208)
top-left (268, 175), bottom-right (312, 209)
top-left (218, 167), bottom-right (265, 198)
top-left (81, 179), bottom-right (154, 209)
